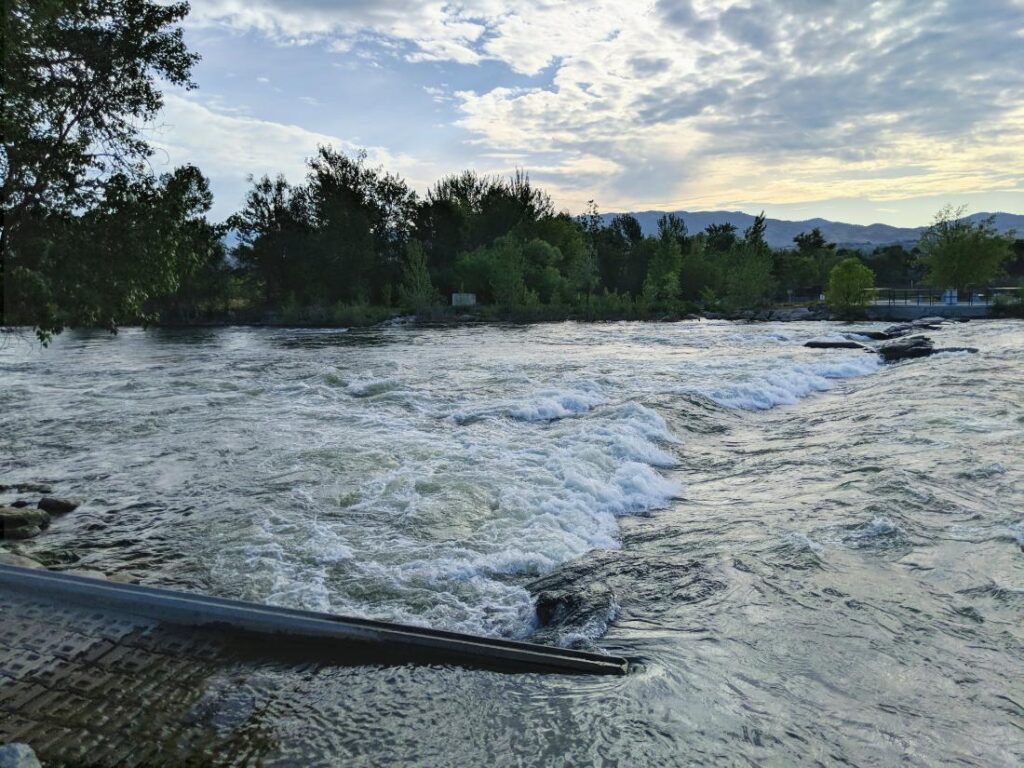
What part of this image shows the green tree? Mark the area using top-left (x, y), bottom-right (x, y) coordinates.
top-left (642, 215), bottom-right (684, 303)
top-left (724, 213), bottom-right (775, 309)
top-left (678, 234), bottom-right (723, 301)
top-left (3, 0), bottom-right (200, 338)
top-left (826, 257), bottom-right (875, 316)
top-left (918, 206), bottom-right (1013, 293)
top-left (9, 165), bottom-right (221, 339)
top-left (486, 238), bottom-right (531, 308)
top-left (704, 222), bottom-right (738, 254)
top-left (230, 174), bottom-right (312, 306)
top-left (398, 241), bottom-right (439, 313)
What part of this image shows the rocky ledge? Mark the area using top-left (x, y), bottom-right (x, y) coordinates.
top-left (804, 317), bottom-right (979, 363)
top-left (878, 335), bottom-right (979, 362)
top-left (0, 482), bottom-right (81, 541)
top-left (0, 507), bottom-right (51, 540)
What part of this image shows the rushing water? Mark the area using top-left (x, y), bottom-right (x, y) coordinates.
top-left (1, 320), bottom-right (1022, 765)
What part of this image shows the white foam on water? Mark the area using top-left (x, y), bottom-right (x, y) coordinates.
top-left (700, 354), bottom-right (881, 410)
top-left (228, 386), bottom-right (683, 638)
top-left (452, 383), bottom-right (606, 423)
top-left (344, 376), bottom-right (401, 397)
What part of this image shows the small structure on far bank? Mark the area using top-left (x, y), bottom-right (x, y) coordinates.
top-left (451, 293), bottom-right (477, 307)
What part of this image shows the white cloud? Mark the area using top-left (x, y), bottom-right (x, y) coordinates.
top-left (147, 93), bottom-right (440, 220)
top-left (175, 0), bottom-right (1024, 221)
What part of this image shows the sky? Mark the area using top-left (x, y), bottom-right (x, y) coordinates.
top-left (148, 0), bottom-right (1024, 225)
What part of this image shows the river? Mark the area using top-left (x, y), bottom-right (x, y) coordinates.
top-left (1, 320), bottom-right (1021, 765)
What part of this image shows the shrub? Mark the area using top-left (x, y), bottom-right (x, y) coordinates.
top-left (826, 257), bottom-right (875, 317)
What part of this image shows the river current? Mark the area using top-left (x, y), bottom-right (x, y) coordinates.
top-left (1, 320), bottom-right (1021, 765)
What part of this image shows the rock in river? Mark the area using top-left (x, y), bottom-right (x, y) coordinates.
top-left (0, 507), bottom-right (51, 540)
top-left (38, 496), bottom-right (81, 514)
top-left (0, 482), bottom-right (53, 494)
top-left (845, 330), bottom-right (895, 340)
top-left (0, 552), bottom-right (46, 569)
top-left (878, 335), bottom-right (936, 362)
top-left (804, 340), bottom-right (870, 350)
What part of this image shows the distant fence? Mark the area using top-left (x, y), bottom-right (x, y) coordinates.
top-left (868, 287), bottom-right (1021, 307)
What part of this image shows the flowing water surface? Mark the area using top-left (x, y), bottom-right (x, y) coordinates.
top-left (1, 320), bottom-right (1021, 765)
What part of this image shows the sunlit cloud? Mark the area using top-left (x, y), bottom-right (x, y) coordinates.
top-left (168, 0), bottom-right (1024, 224)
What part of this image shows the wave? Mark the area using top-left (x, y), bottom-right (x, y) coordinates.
top-left (221, 385), bottom-right (683, 639)
top-left (699, 355), bottom-right (881, 410)
top-left (452, 383), bottom-right (606, 424)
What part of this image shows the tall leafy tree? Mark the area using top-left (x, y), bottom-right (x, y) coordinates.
top-left (643, 215), bottom-right (684, 303)
top-left (704, 222), bottom-right (738, 254)
top-left (398, 241), bottom-right (439, 313)
top-left (3, 0), bottom-right (199, 336)
top-left (10, 164), bottom-right (221, 338)
top-left (918, 206), bottom-right (1013, 293)
top-left (725, 213), bottom-right (775, 308)
top-left (230, 174), bottom-right (314, 306)
top-left (2, 0), bottom-right (197, 217)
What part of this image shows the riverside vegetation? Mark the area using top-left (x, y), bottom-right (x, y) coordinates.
top-left (2, 0), bottom-right (1023, 344)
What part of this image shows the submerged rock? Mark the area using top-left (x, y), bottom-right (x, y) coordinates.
top-left (0, 552), bottom-right (45, 569)
top-left (0, 744), bottom-right (42, 768)
top-left (62, 568), bottom-right (108, 580)
top-left (878, 335), bottom-right (935, 362)
top-left (38, 496), bottom-right (80, 514)
top-left (0, 482), bottom-right (53, 494)
top-left (804, 340), bottom-right (870, 350)
top-left (0, 507), bottom-right (51, 539)
top-left (882, 323), bottom-right (914, 338)
top-left (845, 330), bottom-right (894, 340)
top-left (528, 549), bottom-right (725, 648)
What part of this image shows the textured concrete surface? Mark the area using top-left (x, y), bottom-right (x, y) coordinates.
top-left (0, 591), bottom-right (287, 766)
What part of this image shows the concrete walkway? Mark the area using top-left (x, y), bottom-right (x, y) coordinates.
top-left (0, 589), bottom-right (272, 765)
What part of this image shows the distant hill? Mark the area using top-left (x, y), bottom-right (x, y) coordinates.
top-left (599, 210), bottom-right (1024, 250)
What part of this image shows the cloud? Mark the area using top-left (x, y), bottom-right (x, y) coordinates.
top-left (147, 93), bottom-right (440, 220)
top-left (173, 0), bottom-right (1024, 220)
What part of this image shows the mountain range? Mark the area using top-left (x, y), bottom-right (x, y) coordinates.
top-left (600, 210), bottom-right (1024, 250)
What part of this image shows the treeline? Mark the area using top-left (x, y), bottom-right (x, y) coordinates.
top-left (3, 0), bottom-right (1022, 341)
top-left (9, 143), bottom-right (1023, 337)
top-left (97, 151), bottom-right (1024, 325)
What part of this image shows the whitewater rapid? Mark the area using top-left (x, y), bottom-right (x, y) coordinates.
top-left (1, 320), bottom-right (886, 640)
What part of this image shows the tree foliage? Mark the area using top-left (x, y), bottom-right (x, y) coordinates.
top-left (2, 0), bottom-right (200, 339)
top-left (398, 241), bottom-right (439, 313)
top-left (917, 206), bottom-right (1013, 292)
top-left (8, 165), bottom-right (222, 340)
top-left (826, 257), bottom-right (875, 316)
top-left (2, 0), bottom-right (197, 221)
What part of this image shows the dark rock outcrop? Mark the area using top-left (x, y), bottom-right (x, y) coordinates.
top-left (0, 482), bottom-right (53, 494)
top-left (38, 497), bottom-right (80, 514)
top-left (878, 335), bottom-right (935, 362)
top-left (846, 330), bottom-right (894, 340)
top-left (0, 507), bottom-right (51, 539)
top-left (804, 340), bottom-right (870, 350)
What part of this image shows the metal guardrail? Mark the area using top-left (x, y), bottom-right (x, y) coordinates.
top-left (0, 565), bottom-right (629, 675)
top-left (868, 288), bottom-right (1020, 307)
